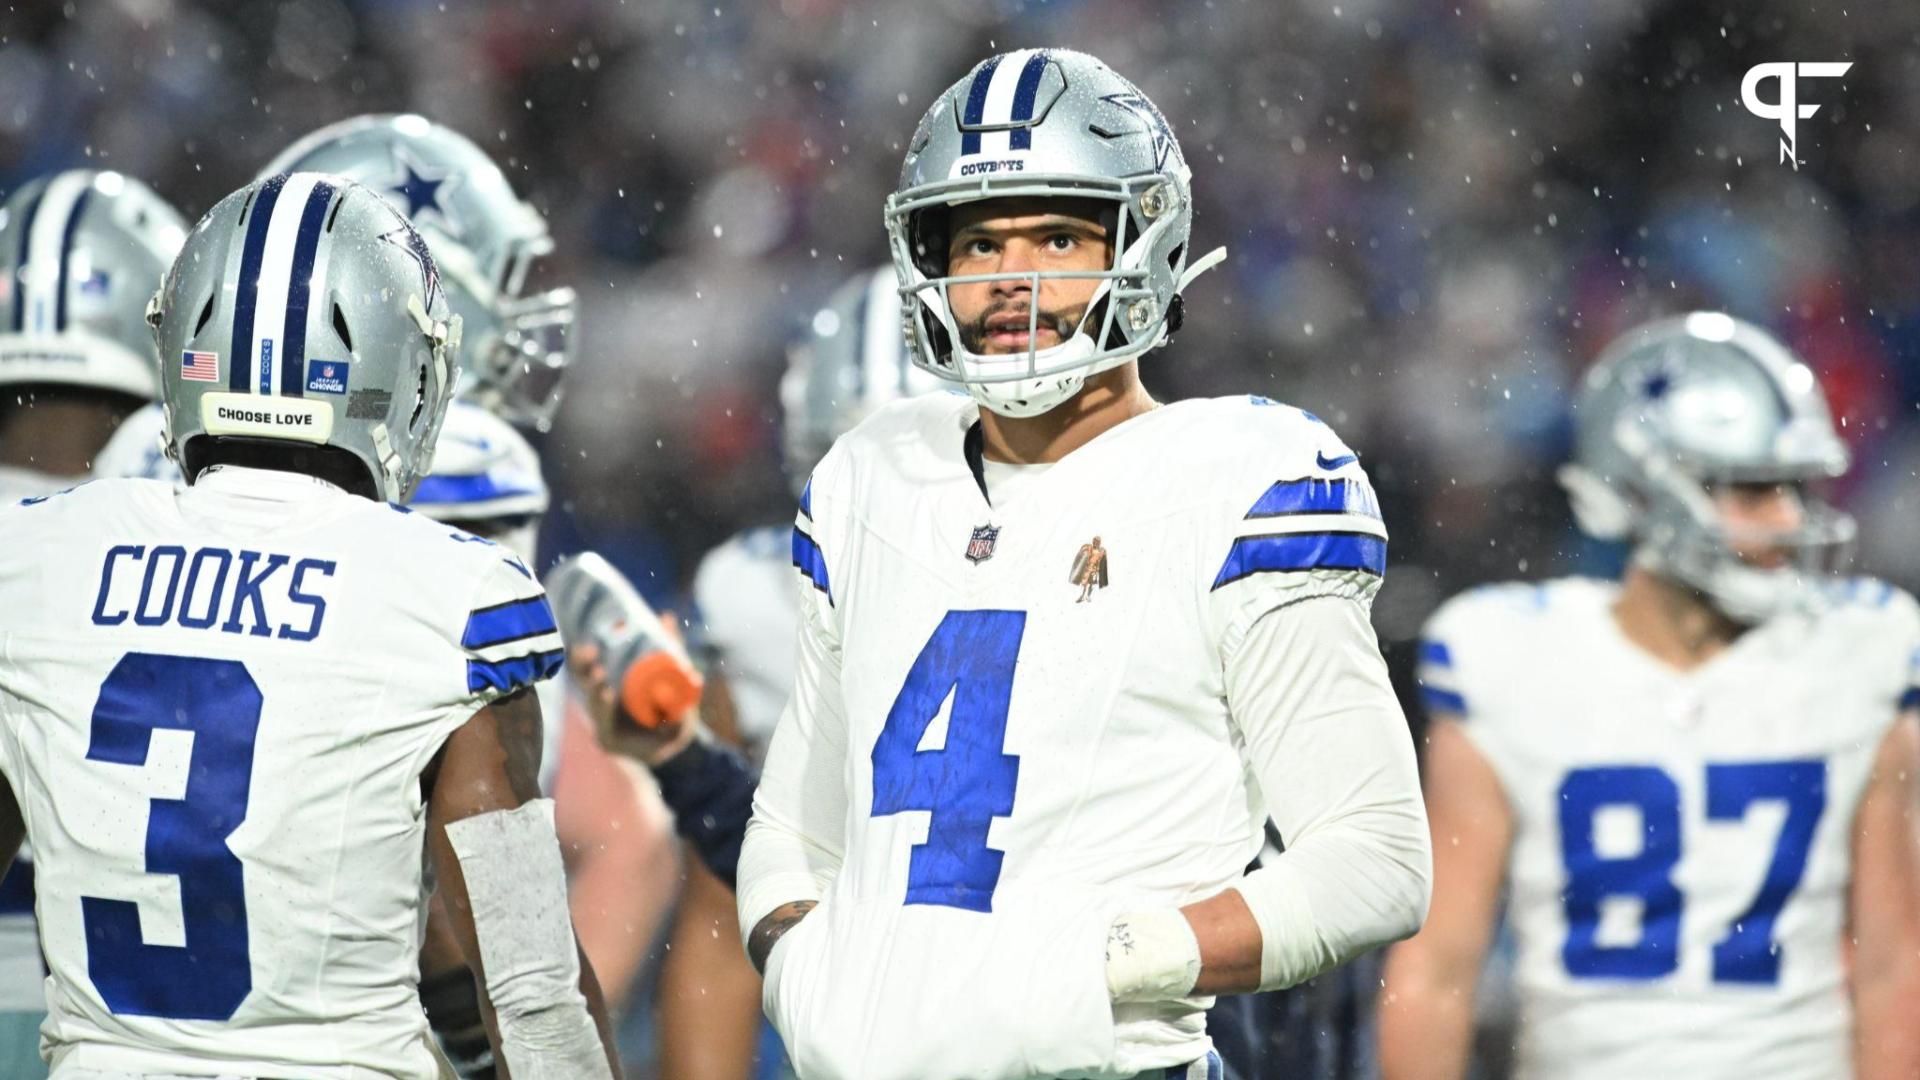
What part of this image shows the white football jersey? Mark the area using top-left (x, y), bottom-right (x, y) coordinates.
top-left (777, 393), bottom-right (1386, 1072)
top-left (1419, 577), bottom-right (1920, 1080)
top-left (0, 463), bottom-right (84, 1013)
top-left (692, 524), bottom-right (798, 760)
top-left (0, 466), bottom-right (563, 1078)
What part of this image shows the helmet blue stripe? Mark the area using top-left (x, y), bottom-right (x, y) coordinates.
top-left (1007, 51), bottom-right (1050, 151)
top-left (959, 55), bottom-right (1002, 156)
top-left (229, 174), bottom-right (288, 393)
top-left (10, 186), bottom-right (44, 333)
top-left (54, 188), bottom-right (92, 332)
top-left (278, 180), bottom-right (335, 397)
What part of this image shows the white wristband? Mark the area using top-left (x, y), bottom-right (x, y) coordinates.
top-left (1104, 908), bottom-right (1202, 1004)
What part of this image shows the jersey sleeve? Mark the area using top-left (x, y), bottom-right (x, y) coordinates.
top-left (738, 469), bottom-right (848, 934)
top-left (1416, 599), bottom-right (1474, 720)
top-left (1416, 585), bottom-right (1536, 789)
top-left (1203, 405), bottom-right (1388, 664)
top-left (1882, 585), bottom-right (1920, 713)
top-left (456, 552), bottom-right (565, 707)
top-left (1224, 596), bottom-right (1430, 989)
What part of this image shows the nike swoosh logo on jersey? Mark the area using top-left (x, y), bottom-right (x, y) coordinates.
top-left (1316, 451), bottom-right (1358, 471)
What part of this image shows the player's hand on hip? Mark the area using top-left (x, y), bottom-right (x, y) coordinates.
top-left (762, 890), bottom-right (1123, 1080)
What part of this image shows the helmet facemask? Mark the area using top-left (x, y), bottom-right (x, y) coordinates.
top-left (887, 173), bottom-right (1210, 418)
top-left (1562, 421), bottom-right (1856, 624)
top-left (418, 223), bottom-right (574, 432)
top-left (1635, 457), bottom-right (1856, 625)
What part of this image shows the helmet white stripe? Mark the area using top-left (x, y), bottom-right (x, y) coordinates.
top-left (22, 172), bottom-right (93, 336)
top-left (246, 173), bottom-right (326, 396)
top-left (978, 48), bottom-right (1038, 155)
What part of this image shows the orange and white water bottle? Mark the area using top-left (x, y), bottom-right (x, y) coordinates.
top-left (545, 552), bottom-right (704, 729)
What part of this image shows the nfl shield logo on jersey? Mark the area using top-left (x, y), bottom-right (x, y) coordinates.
top-left (965, 524), bottom-right (1000, 564)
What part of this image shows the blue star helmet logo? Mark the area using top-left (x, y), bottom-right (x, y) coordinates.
top-left (392, 163), bottom-right (446, 219)
top-left (1101, 92), bottom-right (1176, 172)
top-left (1642, 367), bottom-right (1676, 401)
top-left (384, 144), bottom-right (460, 235)
top-left (380, 225), bottom-right (444, 313)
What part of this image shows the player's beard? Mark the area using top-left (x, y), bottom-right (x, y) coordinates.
top-left (956, 300), bottom-right (1088, 355)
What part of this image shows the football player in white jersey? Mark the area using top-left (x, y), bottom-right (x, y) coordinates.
top-left (95, 386), bottom-right (682, 1078)
top-left (737, 49), bottom-right (1431, 1080)
top-left (660, 265), bottom-right (945, 1080)
top-left (0, 169), bottom-right (186, 1080)
top-left (1377, 313), bottom-right (1920, 1080)
top-left (0, 173), bottom-right (619, 1077)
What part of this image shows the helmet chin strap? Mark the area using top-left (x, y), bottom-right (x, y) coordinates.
top-left (964, 333), bottom-right (1096, 418)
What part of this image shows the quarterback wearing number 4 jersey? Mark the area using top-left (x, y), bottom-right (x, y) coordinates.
top-left (741, 49), bottom-right (1430, 1080)
top-left (1379, 315), bottom-right (1920, 1080)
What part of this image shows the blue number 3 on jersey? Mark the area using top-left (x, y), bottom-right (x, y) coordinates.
top-left (84, 652), bottom-right (261, 1020)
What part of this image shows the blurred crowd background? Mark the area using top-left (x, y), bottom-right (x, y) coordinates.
top-left (6, 0), bottom-right (1919, 675)
top-left (4, 0), bottom-right (1916, 1075)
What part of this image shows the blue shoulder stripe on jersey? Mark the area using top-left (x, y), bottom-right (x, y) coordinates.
top-left (229, 174), bottom-right (287, 392)
top-left (1245, 477), bottom-right (1381, 520)
top-left (1210, 531), bottom-right (1385, 590)
top-left (1420, 684), bottom-right (1467, 715)
top-left (10, 185), bottom-right (44, 331)
top-left (18, 483), bottom-right (81, 506)
top-left (54, 187), bottom-right (91, 332)
top-left (412, 472), bottom-right (544, 509)
top-left (1901, 686), bottom-right (1920, 711)
top-left (792, 525), bottom-right (832, 605)
top-left (0, 858), bottom-right (32, 915)
top-left (1006, 51), bottom-right (1051, 150)
top-left (959, 54), bottom-right (1003, 156)
top-left (1419, 640), bottom-right (1453, 668)
top-left (798, 476), bottom-right (813, 520)
top-left (462, 594), bottom-right (558, 650)
top-left (467, 649), bottom-right (565, 696)
top-left (277, 179), bottom-right (335, 398)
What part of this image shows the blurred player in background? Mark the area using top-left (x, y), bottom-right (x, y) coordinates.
top-left (0, 168), bottom-right (186, 1079)
top-left (1379, 313), bottom-right (1920, 1080)
top-left (259, 113), bottom-right (574, 433)
top-left (649, 265), bottom-right (943, 1080)
top-left (260, 114), bottom-right (672, 1076)
top-left (0, 173), bottom-right (619, 1077)
top-left (740, 49), bottom-right (1430, 1080)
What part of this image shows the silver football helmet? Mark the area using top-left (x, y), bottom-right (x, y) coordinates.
top-left (260, 114), bottom-right (574, 430)
top-left (779, 266), bottom-right (947, 492)
top-left (885, 48), bottom-right (1225, 418)
top-left (149, 172), bottom-right (461, 502)
top-left (0, 170), bottom-right (187, 399)
top-left (1558, 311), bottom-right (1855, 622)
top-left (411, 399), bottom-right (550, 563)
